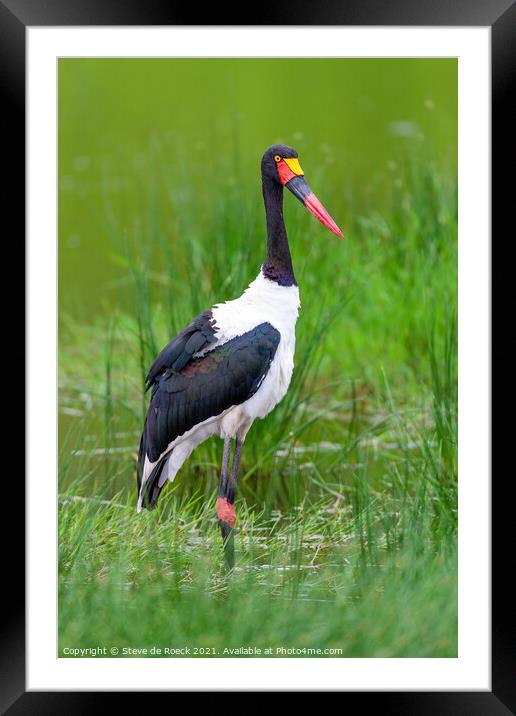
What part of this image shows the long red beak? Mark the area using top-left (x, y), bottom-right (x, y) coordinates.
top-left (285, 175), bottom-right (344, 239)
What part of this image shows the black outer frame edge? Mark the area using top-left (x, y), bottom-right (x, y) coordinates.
top-left (3, 691), bottom-right (516, 716)
top-left (3, 692), bottom-right (516, 714)
top-left (0, 1), bottom-right (26, 715)
top-left (0, 0), bottom-right (515, 26)
top-left (3, 0), bottom-right (512, 711)
top-left (492, 2), bottom-right (516, 715)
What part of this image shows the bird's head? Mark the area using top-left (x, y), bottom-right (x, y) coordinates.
top-left (261, 144), bottom-right (344, 238)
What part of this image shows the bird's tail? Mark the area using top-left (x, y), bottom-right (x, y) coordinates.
top-left (137, 425), bottom-right (168, 511)
top-left (137, 457), bottom-right (168, 511)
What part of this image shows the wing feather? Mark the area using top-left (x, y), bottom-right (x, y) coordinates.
top-left (145, 310), bottom-right (218, 390)
top-left (139, 322), bottom-right (281, 466)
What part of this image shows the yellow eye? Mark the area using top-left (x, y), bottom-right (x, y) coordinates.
top-left (274, 155), bottom-right (281, 162)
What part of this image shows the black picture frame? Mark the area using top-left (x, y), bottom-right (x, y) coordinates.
top-left (3, 0), bottom-right (512, 710)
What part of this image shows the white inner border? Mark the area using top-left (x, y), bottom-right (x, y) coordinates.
top-left (27, 27), bottom-right (490, 691)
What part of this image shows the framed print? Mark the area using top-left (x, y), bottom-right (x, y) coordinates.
top-left (2, 0), bottom-right (513, 709)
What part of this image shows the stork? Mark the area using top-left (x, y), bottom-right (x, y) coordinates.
top-left (137, 144), bottom-right (344, 563)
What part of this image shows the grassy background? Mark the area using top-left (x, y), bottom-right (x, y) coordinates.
top-left (58, 58), bottom-right (457, 658)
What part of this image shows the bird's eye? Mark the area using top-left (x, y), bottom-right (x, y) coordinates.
top-left (274, 155), bottom-right (282, 162)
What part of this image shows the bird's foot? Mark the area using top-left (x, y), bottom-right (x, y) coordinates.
top-left (216, 496), bottom-right (236, 527)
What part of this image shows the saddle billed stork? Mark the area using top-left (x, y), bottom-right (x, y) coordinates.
top-left (137, 144), bottom-right (344, 560)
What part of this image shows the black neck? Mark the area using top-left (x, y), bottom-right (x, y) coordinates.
top-left (261, 176), bottom-right (296, 286)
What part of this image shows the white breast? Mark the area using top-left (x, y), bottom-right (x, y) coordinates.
top-left (211, 271), bottom-right (301, 421)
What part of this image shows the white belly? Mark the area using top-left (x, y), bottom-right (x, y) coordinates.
top-left (243, 334), bottom-right (295, 418)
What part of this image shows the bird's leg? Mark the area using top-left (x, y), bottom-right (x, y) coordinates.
top-left (216, 437), bottom-right (244, 569)
top-left (226, 437), bottom-right (243, 513)
top-left (217, 436), bottom-right (232, 502)
top-left (216, 437), bottom-right (234, 542)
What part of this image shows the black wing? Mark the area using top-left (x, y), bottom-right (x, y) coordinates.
top-left (145, 310), bottom-right (218, 391)
top-left (138, 322), bottom-right (280, 474)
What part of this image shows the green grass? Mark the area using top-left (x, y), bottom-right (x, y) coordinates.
top-left (58, 145), bottom-right (457, 658)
